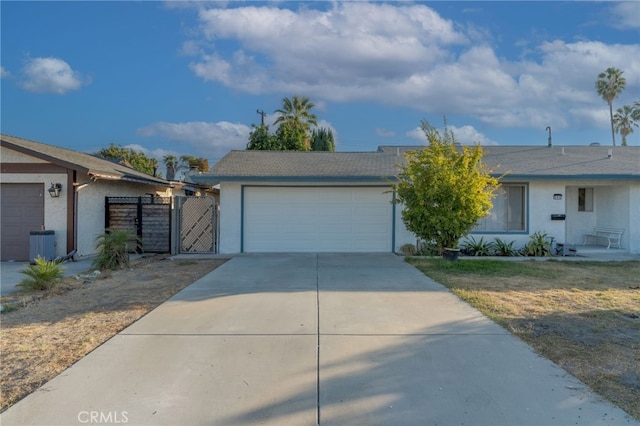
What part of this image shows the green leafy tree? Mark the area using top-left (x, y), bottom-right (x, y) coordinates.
top-left (596, 67), bottom-right (626, 146)
top-left (180, 155), bottom-right (209, 172)
top-left (274, 95), bottom-right (318, 150)
top-left (275, 121), bottom-right (308, 151)
top-left (393, 119), bottom-right (499, 255)
top-left (310, 127), bottom-right (335, 151)
top-left (96, 143), bottom-right (159, 176)
top-left (613, 104), bottom-right (638, 147)
top-left (247, 124), bottom-right (280, 150)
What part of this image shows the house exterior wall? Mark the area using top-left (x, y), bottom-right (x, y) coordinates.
top-left (2, 146), bottom-right (173, 258)
top-left (1, 173), bottom-right (69, 258)
top-left (218, 181), bottom-right (398, 254)
top-left (75, 180), bottom-right (172, 257)
top-left (218, 178), bottom-right (639, 255)
top-left (397, 179), bottom-right (639, 254)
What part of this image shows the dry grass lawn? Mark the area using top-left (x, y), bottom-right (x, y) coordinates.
top-left (0, 255), bottom-right (227, 412)
top-left (408, 258), bottom-right (640, 420)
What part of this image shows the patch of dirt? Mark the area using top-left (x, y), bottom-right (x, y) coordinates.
top-left (0, 255), bottom-right (228, 412)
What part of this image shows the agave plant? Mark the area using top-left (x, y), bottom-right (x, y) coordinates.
top-left (461, 236), bottom-right (495, 256)
top-left (493, 238), bottom-right (517, 256)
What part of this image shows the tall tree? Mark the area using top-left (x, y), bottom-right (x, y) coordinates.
top-left (613, 105), bottom-right (638, 147)
top-left (96, 143), bottom-right (158, 176)
top-left (393, 119), bottom-right (499, 256)
top-left (595, 67), bottom-right (626, 146)
top-left (274, 95), bottom-right (318, 133)
top-left (633, 100), bottom-right (640, 121)
top-left (310, 127), bottom-right (335, 151)
top-left (180, 155), bottom-right (209, 173)
top-left (247, 124), bottom-right (279, 150)
top-left (275, 121), bottom-right (308, 151)
top-left (274, 95), bottom-right (318, 150)
top-left (163, 155), bottom-right (178, 180)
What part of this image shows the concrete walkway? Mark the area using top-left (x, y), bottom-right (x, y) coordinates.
top-left (1, 254), bottom-right (636, 425)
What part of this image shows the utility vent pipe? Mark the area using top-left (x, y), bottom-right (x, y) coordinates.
top-left (608, 149), bottom-right (612, 159)
top-left (546, 126), bottom-right (552, 147)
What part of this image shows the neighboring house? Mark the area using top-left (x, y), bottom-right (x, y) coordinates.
top-left (1, 134), bottom-right (173, 261)
top-left (192, 145), bottom-right (640, 255)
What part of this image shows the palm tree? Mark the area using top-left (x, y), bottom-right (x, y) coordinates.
top-left (633, 100), bottom-right (640, 121)
top-left (595, 67), bottom-right (626, 146)
top-left (274, 96), bottom-right (318, 135)
top-left (613, 105), bottom-right (638, 146)
top-left (163, 155), bottom-right (178, 181)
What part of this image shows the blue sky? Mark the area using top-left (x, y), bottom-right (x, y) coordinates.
top-left (2, 1), bottom-right (639, 167)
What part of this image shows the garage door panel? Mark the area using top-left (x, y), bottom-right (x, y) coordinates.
top-left (1, 183), bottom-right (44, 261)
top-left (243, 187), bottom-right (392, 253)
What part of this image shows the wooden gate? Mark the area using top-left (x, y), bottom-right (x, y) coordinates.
top-left (105, 196), bottom-right (171, 253)
top-left (176, 196), bottom-right (217, 253)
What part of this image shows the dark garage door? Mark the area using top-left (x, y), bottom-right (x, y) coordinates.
top-left (1, 183), bottom-right (44, 261)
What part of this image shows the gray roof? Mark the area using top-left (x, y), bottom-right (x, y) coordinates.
top-left (1, 134), bottom-right (170, 186)
top-left (192, 150), bottom-right (402, 183)
top-left (194, 145), bottom-right (640, 184)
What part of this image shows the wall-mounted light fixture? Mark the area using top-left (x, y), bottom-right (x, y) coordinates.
top-left (553, 193), bottom-right (563, 200)
top-left (48, 183), bottom-right (62, 198)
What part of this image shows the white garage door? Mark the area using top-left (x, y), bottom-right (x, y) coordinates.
top-left (243, 186), bottom-right (393, 252)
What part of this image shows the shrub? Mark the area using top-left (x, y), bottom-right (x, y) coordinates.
top-left (417, 240), bottom-right (440, 256)
top-left (400, 243), bottom-right (417, 256)
top-left (93, 229), bottom-right (139, 271)
top-left (522, 231), bottom-right (552, 257)
top-left (17, 256), bottom-right (64, 291)
top-left (461, 236), bottom-right (495, 256)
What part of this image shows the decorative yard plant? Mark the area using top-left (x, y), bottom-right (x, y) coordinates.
top-left (394, 118), bottom-right (499, 256)
top-left (93, 228), bottom-right (140, 270)
top-left (522, 231), bottom-right (553, 257)
top-left (17, 256), bottom-right (64, 291)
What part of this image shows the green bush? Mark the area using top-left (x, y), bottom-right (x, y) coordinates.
top-left (17, 256), bottom-right (64, 291)
top-left (522, 231), bottom-right (552, 257)
top-left (93, 229), bottom-right (139, 271)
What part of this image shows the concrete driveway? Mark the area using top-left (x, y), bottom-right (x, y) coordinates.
top-left (1, 254), bottom-right (636, 425)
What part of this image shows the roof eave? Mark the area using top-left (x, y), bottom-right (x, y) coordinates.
top-left (191, 175), bottom-right (397, 184)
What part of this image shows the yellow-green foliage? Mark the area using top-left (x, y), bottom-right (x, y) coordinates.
top-left (394, 119), bottom-right (499, 253)
top-left (18, 256), bottom-right (64, 291)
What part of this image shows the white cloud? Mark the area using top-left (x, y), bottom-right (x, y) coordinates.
top-left (608, 2), bottom-right (640, 30)
top-left (406, 124), bottom-right (496, 146)
top-left (184, 3), bottom-right (640, 132)
top-left (20, 57), bottom-right (89, 94)
top-left (0, 66), bottom-right (10, 78)
top-left (136, 120), bottom-right (251, 161)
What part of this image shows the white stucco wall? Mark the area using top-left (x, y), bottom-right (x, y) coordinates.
top-left (217, 179), bottom-right (639, 254)
top-left (218, 181), bottom-right (400, 254)
top-left (76, 180), bottom-right (172, 257)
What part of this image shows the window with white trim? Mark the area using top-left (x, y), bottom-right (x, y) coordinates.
top-left (474, 184), bottom-right (526, 232)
